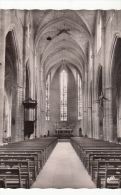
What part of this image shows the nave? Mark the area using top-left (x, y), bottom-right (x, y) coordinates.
top-left (1, 9), bottom-right (121, 190)
top-left (31, 142), bottom-right (96, 189)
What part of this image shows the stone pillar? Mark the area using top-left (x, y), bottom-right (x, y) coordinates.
top-left (37, 68), bottom-right (41, 137)
top-left (82, 80), bottom-right (86, 136)
top-left (85, 71), bottom-right (88, 136)
top-left (42, 69), bottom-right (46, 137)
top-left (23, 10), bottom-right (30, 98)
top-left (0, 11), bottom-right (5, 145)
top-left (95, 102), bottom-right (100, 139)
top-left (105, 87), bottom-right (114, 141)
top-left (22, 11), bottom-right (31, 140)
top-left (102, 13), bottom-right (106, 141)
top-left (88, 106), bottom-right (93, 137)
top-left (117, 104), bottom-right (120, 137)
top-left (82, 71), bottom-right (88, 136)
top-left (91, 54), bottom-right (95, 138)
top-left (12, 86), bottom-right (24, 142)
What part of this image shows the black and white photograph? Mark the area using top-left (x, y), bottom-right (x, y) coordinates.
top-left (0, 0), bottom-right (121, 194)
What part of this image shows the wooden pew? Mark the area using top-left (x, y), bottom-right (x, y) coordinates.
top-left (81, 146), bottom-right (121, 163)
top-left (88, 153), bottom-right (121, 174)
top-left (96, 161), bottom-right (121, 188)
top-left (90, 155), bottom-right (121, 180)
top-left (0, 152), bottom-right (40, 174)
top-left (70, 137), bottom-right (121, 163)
top-left (0, 178), bottom-right (7, 188)
top-left (0, 137), bottom-right (58, 166)
top-left (0, 160), bottom-right (30, 188)
top-left (0, 148), bottom-right (44, 168)
top-left (0, 137), bottom-right (58, 188)
top-left (0, 155), bottom-right (36, 183)
top-left (83, 149), bottom-right (121, 168)
top-left (0, 167), bottom-right (22, 188)
top-left (105, 168), bottom-right (121, 188)
top-left (70, 137), bottom-right (121, 189)
top-left (70, 137), bottom-right (116, 160)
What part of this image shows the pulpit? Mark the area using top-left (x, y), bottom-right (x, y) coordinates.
top-left (23, 97), bottom-right (37, 138)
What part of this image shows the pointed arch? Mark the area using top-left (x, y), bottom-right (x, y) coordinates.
top-left (109, 36), bottom-right (121, 139)
top-left (109, 33), bottom-right (121, 86)
top-left (4, 29), bottom-right (20, 143)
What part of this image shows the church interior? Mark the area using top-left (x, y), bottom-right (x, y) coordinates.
top-left (0, 9), bottom-right (121, 189)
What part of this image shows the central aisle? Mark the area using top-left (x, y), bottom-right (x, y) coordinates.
top-left (31, 142), bottom-right (96, 189)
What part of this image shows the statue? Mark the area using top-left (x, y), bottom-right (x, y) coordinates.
top-left (98, 92), bottom-right (108, 107)
top-left (94, 92), bottom-right (109, 119)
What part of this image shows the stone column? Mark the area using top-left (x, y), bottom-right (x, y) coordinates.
top-left (22, 11), bottom-right (31, 140)
top-left (91, 54), bottom-right (95, 138)
top-left (12, 86), bottom-right (24, 142)
top-left (117, 104), bottom-right (120, 137)
top-left (42, 67), bottom-right (46, 137)
top-left (88, 106), bottom-right (93, 137)
top-left (95, 102), bottom-right (100, 139)
top-left (102, 13), bottom-right (106, 141)
top-left (105, 87), bottom-right (114, 141)
top-left (83, 71), bottom-right (88, 136)
top-left (82, 80), bottom-right (86, 136)
top-left (37, 68), bottom-right (42, 137)
top-left (0, 11), bottom-right (5, 145)
top-left (23, 10), bottom-right (30, 98)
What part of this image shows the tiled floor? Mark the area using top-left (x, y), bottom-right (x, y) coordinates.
top-left (31, 142), bottom-right (96, 189)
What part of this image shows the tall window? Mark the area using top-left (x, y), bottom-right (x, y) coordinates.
top-left (97, 15), bottom-right (102, 53)
top-left (60, 70), bottom-right (67, 121)
top-left (78, 74), bottom-right (82, 120)
top-left (46, 74), bottom-right (50, 120)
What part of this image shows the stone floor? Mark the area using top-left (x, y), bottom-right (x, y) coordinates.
top-left (31, 142), bottom-right (96, 189)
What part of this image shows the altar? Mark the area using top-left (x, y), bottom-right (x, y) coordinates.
top-left (55, 128), bottom-right (73, 139)
top-left (55, 128), bottom-right (73, 134)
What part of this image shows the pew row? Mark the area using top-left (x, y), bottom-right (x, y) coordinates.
top-left (0, 137), bottom-right (58, 188)
top-left (70, 137), bottom-right (121, 189)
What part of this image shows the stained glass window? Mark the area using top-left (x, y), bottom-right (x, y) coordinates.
top-left (78, 74), bottom-right (82, 120)
top-left (46, 74), bottom-right (50, 120)
top-left (60, 70), bottom-right (67, 121)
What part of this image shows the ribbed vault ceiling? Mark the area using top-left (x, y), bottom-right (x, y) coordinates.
top-left (33, 10), bottom-right (97, 78)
